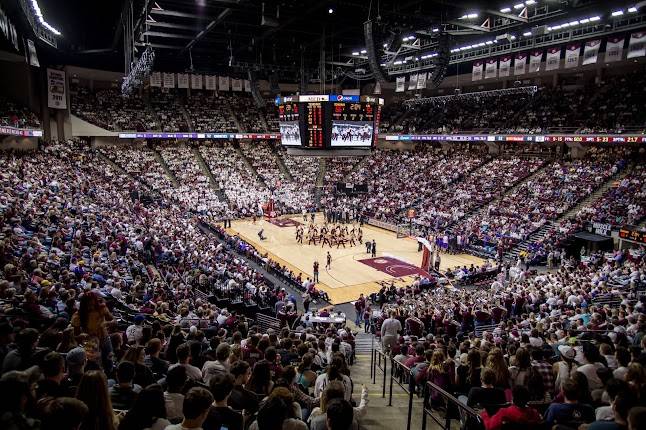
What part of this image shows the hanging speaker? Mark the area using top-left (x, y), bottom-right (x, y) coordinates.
top-left (429, 32), bottom-right (450, 88)
top-left (364, 20), bottom-right (390, 83)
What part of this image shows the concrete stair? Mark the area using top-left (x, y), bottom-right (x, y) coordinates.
top-left (191, 147), bottom-right (220, 190)
top-left (180, 106), bottom-right (194, 132)
top-left (231, 141), bottom-right (267, 187)
top-left (224, 99), bottom-right (243, 132)
top-left (314, 158), bottom-right (327, 209)
top-left (269, 144), bottom-right (294, 181)
top-left (152, 149), bottom-right (180, 187)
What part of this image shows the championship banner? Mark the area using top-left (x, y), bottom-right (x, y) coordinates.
top-left (204, 75), bottom-right (216, 90)
top-left (565, 43), bottom-right (580, 69)
top-left (27, 39), bottom-right (39, 67)
top-left (244, 79), bottom-right (251, 92)
top-left (529, 50), bottom-right (542, 73)
top-left (627, 32), bottom-right (646, 59)
top-left (485, 58), bottom-right (498, 79)
top-left (190, 74), bottom-right (202, 89)
top-left (218, 76), bottom-right (230, 91)
top-left (408, 74), bottom-right (418, 90)
top-left (499, 56), bottom-right (511, 77)
top-left (545, 46), bottom-right (561, 71)
top-left (177, 73), bottom-right (189, 88)
top-left (605, 36), bottom-right (624, 63)
top-left (162, 72), bottom-right (175, 88)
top-left (472, 60), bottom-right (483, 81)
top-left (150, 72), bottom-right (162, 87)
top-left (395, 76), bottom-right (406, 92)
top-left (231, 78), bottom-right (243, 91)
top-left (0, 5), bottom-right (19, 51)
top-left (416, 72), bottom-right (427, 89)
top-left (582, 39), bottom-right (601, 65)
top-left (47, 68), bottom-right (67, 109)
top-left (514, 52), bottom-right (527, 75)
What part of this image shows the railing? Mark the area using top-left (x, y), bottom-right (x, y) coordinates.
top-left (422, 380), bottom-right (484, 430)
top-left (371, 347), bottom-right (484, 430)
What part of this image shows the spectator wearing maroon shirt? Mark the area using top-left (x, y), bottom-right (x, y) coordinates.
top-left (242, 334), bottom-right (263, 368)
top-left (405, 313), bottom-right (424, 338)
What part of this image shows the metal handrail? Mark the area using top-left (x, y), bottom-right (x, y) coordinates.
top-left (422, 380), bottom-right (484, 430)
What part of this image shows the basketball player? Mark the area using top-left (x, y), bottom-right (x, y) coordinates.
top-left (371, 239), bottom-right (377, 257)
top-left (326, 251), bottom-right (332, 270)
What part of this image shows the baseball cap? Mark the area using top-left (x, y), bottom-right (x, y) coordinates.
top-left (66, 347), bottom-right (87, 367)
top-left (558, 345), bottom-right (576, 360)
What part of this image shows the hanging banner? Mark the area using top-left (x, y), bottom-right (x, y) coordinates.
top-left (0, 5), bottom-right (19, 51)
top-left (218, 76), bottom-right (230, 91)
top-left (408, 74), bottom-right (418, 90)
top-left (627, 31), bottom-right (646, 59)
top-left (204, 75), bottom-right (216, 90)
top-left (605, 36), bottom-right (624, 63)
top-left (150, 72), bottom-right (162, 87)
top-left (529, 50), bottom-right (542, 73)
top-left (416, 72), bottom-right (427, 89)
top-left (231, 78), bottom-right (243, 91)
top-left (514, 52), bottom-right (527, 75)
top-left (190, 74), bottom-right (202, 89)
top-left (244, 79), bottom-right (251, 92)
top-left (395, 76), bottom-right (406, 92)
top-left (484, 58), bottom-right (498, 79)
top-left (582, 39), bottom-right (601, 65)
top-left (564, 43), bottom-right (580, 69)
top-left (545, 46), bottom-right (561, 71)
top-left (47, 68), bottom-right (67, 109)
top-left (472, 60), bottom-right (483, 81)
top-left (163, 72), bottom-right (175, 88)
top-left (26, 39), bottom-right (39, 67)
top-left (498, 56), bottom-right (511, 77)
top-left (177, 73), bottom-right (189, 88)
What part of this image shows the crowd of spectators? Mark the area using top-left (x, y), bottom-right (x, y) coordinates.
top-left (375, 246), bottom-right (645, 430)
top-left (0, 96), bottom-right (41, 129)
top-left (0, 140), bottom-right (365, 430)
top-left (149, 89), bottom-right (190, 133)
top-left (186, 92), bottom-right (238, 133)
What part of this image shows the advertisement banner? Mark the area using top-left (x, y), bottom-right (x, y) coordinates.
top-left (150, 72), bottom-right (162, 87)
top-left (190, 74), bottom-right (202, 89)
top-left (485, 58), bottom-right (498, 79)
top-left (545, 46), bottom-right (561, 71)
top-left (408, 74), bottom-right (418, 90)
top-left (244, 79), bottom-right (251, 92)
top-left (565, 43), bottom-right (580, 69)
top-left (204, 75), bottom-right (216, 90)
top-left (231, 78), bottom-right (243, 91)
top-left (529, 50), bottom-right (542, 73)
top-left (47, 68), bottom-right (67, 109)
top-left (582, 39), bottom-right (601, 65)
top-left (472, 60), bottom-right (483, 81)
top-left (514, 52), bottom-right (527, 75)
top-left (162, 72), bottom-right (175, 88)
top-left (605, 36), bottom-right (624, 63)
top-left (416, 72), bottom-right (427, 89)
top-left (218, 76), bottom-right (230, 91)
top-left (177, 73), bottom-right (189, 88)
top-left (627, 31), bottom-right (646, 59)
top-left (499, 56), bottom-right (511, 77)
top-left (395, 76), bottom-right (405, 92)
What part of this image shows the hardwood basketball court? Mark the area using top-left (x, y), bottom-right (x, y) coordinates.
top-left (227, 214), bottom-right (484, 304)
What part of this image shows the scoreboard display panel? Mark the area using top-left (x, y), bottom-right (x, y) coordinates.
top-left (332, 102), bottom-right (374, 122)
top-left (274, 94), bottom-right (384, 149)
top-left (304, 102), bottom-right (324, 148)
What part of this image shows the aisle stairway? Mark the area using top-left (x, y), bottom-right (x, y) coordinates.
top-left (270, 145), bottom-right (294, 181)
top-left (314, 158), bottom-right (327, 209)
top-left (152, 149), bottom-right (180, 187)
top-left (231, 141), bottom-right (267, 187)
top-left (191, 147), bottom-right (220, 190)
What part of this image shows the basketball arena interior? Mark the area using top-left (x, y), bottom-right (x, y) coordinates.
top-left (1, 1), bottom-right (646, 429)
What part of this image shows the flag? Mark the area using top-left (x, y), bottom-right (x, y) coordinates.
top-left (545, 46), bottom-right (561, 71)
top-left (472, 60), bottom-right (483, 81)
top-left (499, 56), bottom-right (511, 77)
top-left (605, 36), bottom-right (624, 63)
top-left (582, 39), bottom-right (601, 65)
top-left (529, 50), bottom-right (542, 73)
top-left (150, 72), bottom-right (162, 87)
top-left (416, 72), bottom-right (427, 89)
top-left (163, 73), bottom-right (175, 88)
top-left (485, 58), bottom-right (498, 79)
top-left (177, 73), bottom-right (189, 88)
top-left (514, 52), bottom-right (527, 75)
top-left (627, 32), bottom-right (646, 59)
top-left (26, 39), bottom-right (39, 67)
top-left (408, 74), bottom-right (418, 90)
top-left (395, 76), bottom-right (405, 92)
top-left (190, 74), bottom-right (203, 89)
top-left (564, 44), bottom-right (580, 69)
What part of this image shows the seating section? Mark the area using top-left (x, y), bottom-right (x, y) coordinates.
top-left (186, 91), bottom-right (238, 132)
top-left (71, 87), bottom-right (156, 131)
top-left (149, 88), bottom-right (189, 132)
top-left (0, 96), bottom-right (40, 128)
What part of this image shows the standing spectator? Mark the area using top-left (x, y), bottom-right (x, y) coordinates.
top-left (381, 311), bottom-right (402, 352)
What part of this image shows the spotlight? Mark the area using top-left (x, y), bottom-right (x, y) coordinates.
top-left (328, 8), bottom-right (334, 14)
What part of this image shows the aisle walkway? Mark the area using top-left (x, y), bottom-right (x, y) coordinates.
top-left (352, 333), bottom-right (426, 430)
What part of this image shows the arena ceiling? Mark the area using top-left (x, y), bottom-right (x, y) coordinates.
top-left (24, 0), bottom-right (644, 79)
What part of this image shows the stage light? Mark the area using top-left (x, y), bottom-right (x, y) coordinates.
top-left (352, 51), bottom-right (359, 56)
top-left (500, 7), bottom-right (512, 13)
top-left (523, 31), bottom-right (532, 36)
top-left (360, 49), bottom-right (367, 54)
top-left (328, 8), bottom-right (334, 14)
top-left (29, 0), bottom-right (61, 35)
top-left (589, 16), bottom-right (601, 21)
top-left (611, 10), bottom-right (624, 16)
top-left (628, 7), bottom-right (638, 13)
top-left (432, 28), bottom-right (439, 32)
top-left (525, 0), bottom-right (536, 5)
top-left (579, 18), bottom-right (590, 23)
top-left (513, 3), bottom-right (524, 9)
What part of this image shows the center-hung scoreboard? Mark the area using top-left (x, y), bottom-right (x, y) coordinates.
top-left (276, 94), bottom-right (384, 149)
